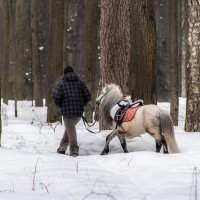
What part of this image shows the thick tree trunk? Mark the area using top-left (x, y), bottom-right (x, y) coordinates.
top-left (31, 0), bottom-right (43, 106)
top-left (181, 0), bottom-right (189, 98)
top-left (8, 0), bottom-right (18, 117)
top-left (100, 0), bottom-right (130, 94)
top-left (99, 0), bottom-right (130, 129)
top-left (15, 0), bottom-right (26, 100)
top-left (72, 0), bottom-right (85, 77)
top-left (47, 0), bottom-right (64, 123)
top-left (0, 1), bottom-right (3, 78)
top-left (0, 2), bottom-right (2, 146)
top-left (169, 0), bottom-right (179, 126)
top-left (129, 0), bottom-right (157, 104)
top-left (154, 0), bottom-right (170, 102)
top-left (38, 0), bottom-right (49, 102)
top-left (185, 0), bottom-right (200, 132)
top-left (84, 0), bottom-right (99, 122)
top-left (23, 0), bottom-right (33, 101)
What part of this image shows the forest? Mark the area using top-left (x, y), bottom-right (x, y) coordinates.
top-left (0, 0), bottom-right (199, 132)
top-left (0, 0), bottom-right (200, 199)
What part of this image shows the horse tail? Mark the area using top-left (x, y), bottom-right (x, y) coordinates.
top-left (159, 111), bottom-right (180, 153)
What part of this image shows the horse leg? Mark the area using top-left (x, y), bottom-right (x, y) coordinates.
top-left (155, 136), bottom-right (169, 153)
top-left (117, 132), bottom-right (128, 153)
top-left (146, 127), bottom-right (166, 153)
top-left (101, 130), bottom-right (118, 155)
top-left (161, 135), bottom-right (169, 154)
top-left (155, 139), bottom-right (162, 153)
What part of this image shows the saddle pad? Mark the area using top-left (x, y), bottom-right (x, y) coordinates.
top-left (122, 106), bottom-right (142, 123)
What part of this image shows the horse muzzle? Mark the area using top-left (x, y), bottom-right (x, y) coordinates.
top-left (95, 99), bottom-right (100, 106)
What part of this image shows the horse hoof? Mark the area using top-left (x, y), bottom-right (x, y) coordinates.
top-left (101, 151), bottom-right (108, 155)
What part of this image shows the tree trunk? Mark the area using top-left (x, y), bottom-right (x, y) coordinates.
top-left (63, 0), bottom-right (68, 69)
top-left (38, 0), bottom-right (49, 103)
top-left (129, 0), bottom-right (156, 104)
top-left (8, 0), bottom-right (18, 117)
top-left (0, 79), bottom-right (1, 146)
top-left (84, 0), bottom-right (99, 122)
top-left (23, 0), bottom-right (33, 101)
top-left (15, 0), bottom-right (26, 101)
top-left (31, 0), bottom-right (43, 106)
top-left (0, 2), bottom-right (2, 146)
top-left (100, 0), bottom-right (130, 94)
top-left (72, 0), bottom-right (85, 77)
top-left (0, 1), bottom-right (3, 78)
top-left (181, 0), bottom-right (189, 98)
top-left (99, 0), bottom-right (130, 129)
top-left (169, 0), bottom-right (179, 126)
top-left (154, 0), bottom-right (170, 102)
top-left (47, 0), bottom-right (64, 123)
top-left (185, 0), bottom-right (200, 132)
top-left (177, 0), bottom-right (183, 97)
top-left (2, 0), bottom-right (10, 105)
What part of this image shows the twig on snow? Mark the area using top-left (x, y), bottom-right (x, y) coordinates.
top-left (32, 157), bottom-right (40, 191)
top-left (190, 166), bottom-right (198, 200)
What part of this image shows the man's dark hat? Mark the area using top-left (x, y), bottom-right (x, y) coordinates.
top-left (64, 65), bottom-right (74, 74)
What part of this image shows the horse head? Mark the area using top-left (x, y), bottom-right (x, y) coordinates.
top-left (96, 84), bottom-right (122, 106)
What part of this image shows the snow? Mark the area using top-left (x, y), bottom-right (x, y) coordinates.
top-left (1, 98), bottom-right (200, 200)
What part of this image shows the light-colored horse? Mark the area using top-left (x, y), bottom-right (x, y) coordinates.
top-left (96, 84), bottom-right (180, 154)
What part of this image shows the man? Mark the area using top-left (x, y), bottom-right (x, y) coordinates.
top-left (53, 65), bottom-right (91, 156)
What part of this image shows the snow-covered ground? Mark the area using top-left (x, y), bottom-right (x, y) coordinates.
top-left (1, 98), bottom-right (200, 200)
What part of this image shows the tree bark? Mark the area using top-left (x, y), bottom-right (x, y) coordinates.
top-left (99, 0), bottom-right (130, 129)
top-left (169, 0), bottom-right (179, 126)
top-left (8, 0), bottom-right (18, 116)
top-left (31, 0), bottom-right (43, 106)
top-left (129, 0), bottom-right (157, 104)
top-left (0, 78), bottom-right (1, 146)
top-left (84, 0), bottom-right (99, 122)
top-left (154, 0), bottom-right (170, 102)
top-left (38, 0), bottom-right (49, 103)
top-left (185, 0), bottom-right (200, 132)
top-left (2, 0), bottom-right (10, 104)
top-left (63, 0), bottom-right (68, 69)
top-left (15, 0), bottom-right (26, 101)
top-left (0, 1), bottom-right (3, 146)
top-left (71, 0), bottom-right (85, 77)
top-left (47, 0), bottom-right (64, 123)
top-left (181, 0), bottom-right (189, 98)
top-left (0, 1), bottom-right (3, 78)
top-left (100, 0), bottom-right (130, 94)
top-left (23, 0), bottom-right (33, 101)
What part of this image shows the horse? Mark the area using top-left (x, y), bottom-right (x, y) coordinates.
top-left (96, 83), bottom-right (180, 155)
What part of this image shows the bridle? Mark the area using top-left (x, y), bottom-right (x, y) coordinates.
top-left (96, 90), bottom-right (108, 106)
top-left (82, 89), bottom-right (109, 134)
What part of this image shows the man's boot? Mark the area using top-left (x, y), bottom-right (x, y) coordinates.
top-left (57, 140), bottom-right (69, 154)
top-left (70, 145), bottom-right (79, 157)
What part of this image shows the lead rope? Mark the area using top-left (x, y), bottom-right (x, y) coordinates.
top-left (82, 104), bottom-right (101, 134)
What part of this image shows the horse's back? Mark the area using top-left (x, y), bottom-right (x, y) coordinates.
top-left (121, 104), bottom-right (162, 138)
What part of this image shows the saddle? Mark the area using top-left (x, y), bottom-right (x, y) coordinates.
top-left (110, 98), bottom-right (144, 128)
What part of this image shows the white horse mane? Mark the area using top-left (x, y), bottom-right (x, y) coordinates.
top-left (98, 83), bottom-right (125, 128)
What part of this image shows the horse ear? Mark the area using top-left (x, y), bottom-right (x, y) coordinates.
top-left (103, 83), bottom-right (109, 91)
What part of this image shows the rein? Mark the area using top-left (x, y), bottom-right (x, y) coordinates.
top-left (82, 105), bottom-right (101, 134)
top-left (82, 116), bottom-right (100, 134)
